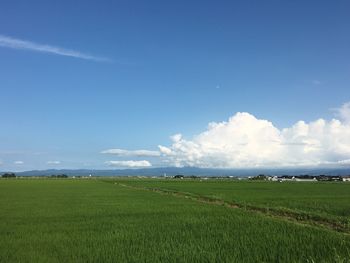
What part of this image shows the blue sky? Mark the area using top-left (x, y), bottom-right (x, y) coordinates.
top-left (1, 0), bottom-right (350, 171)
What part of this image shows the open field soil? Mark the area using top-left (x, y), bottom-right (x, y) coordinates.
top-left (0, 178), bottom-right (350, 262)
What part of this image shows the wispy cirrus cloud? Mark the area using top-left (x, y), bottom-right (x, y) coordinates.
top-left (312, 80), bottom-right (322, 85)
top-left (0, 34), bottom-right (110, 62)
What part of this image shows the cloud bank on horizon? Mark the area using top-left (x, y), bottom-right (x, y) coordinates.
top-left (6, 103), bottom-right (347, 169)
top-left (101, 149), bottom-right (160, 157)
top-left (0, 34), bottom-right (110, 62)
top-left (158, 102), bottom-right (350, 168)
top-left (104, 102), bottom-right (350, 168)
top-left (105, 160), bottom-right (152, 168)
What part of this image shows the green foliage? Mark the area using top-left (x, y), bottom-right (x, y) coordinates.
top-left (1, 173), bottom-right (16, 178)
top-left (0, 179), bottom-right (349, 262)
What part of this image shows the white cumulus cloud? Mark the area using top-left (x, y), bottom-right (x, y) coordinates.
top-left (158, 104), bottom-right (350, 168)
top-left (337, 159), bottom-right (350, 165)
top-left (105, 160), bottom-right (152, 168)
top-left (14, 161), bottom-right (24, 165)
top-left (0, 34), bottom-right (110, 62)
top-left (101, 148), bottom-right (160, 157)
top-left (334, 102), bottom-right (350, 124)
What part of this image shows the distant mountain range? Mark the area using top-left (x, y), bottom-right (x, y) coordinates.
top-left (2, 167), bottom-right (350, 177)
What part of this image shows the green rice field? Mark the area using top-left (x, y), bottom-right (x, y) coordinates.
top-left (122, 179), bottom-right (350, 230)
top-left (0, 178), bottom-right (349, 262)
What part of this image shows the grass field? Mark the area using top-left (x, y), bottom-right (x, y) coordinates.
top-left (121, 179), bottom-right (350, 231)
top-left (0, 178), bottom-right (350, 262)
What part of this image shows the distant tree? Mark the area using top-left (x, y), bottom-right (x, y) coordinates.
top-left (1, 173), bottom-right (16, 178)
top-left (250, 174), bottom-right (268, 180)
top-left (50, 174), bottom-right (68, 178)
